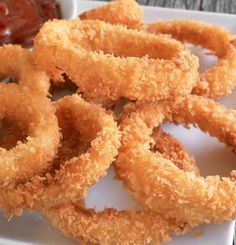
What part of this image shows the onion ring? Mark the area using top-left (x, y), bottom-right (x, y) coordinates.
top-left (0, 45), bottom-right (50, 96)
top-left (0, 95), bottom-right (121, 214)
top-left (79, 0), bottom-right (143, 28)
top-left (32, 19), bottom-right (199, 102)
top-left (116, 95), bottom-right (236, 225)
top-left (142, 19), bottom-right (236, 98)
top-left (46, 203), bottom-right (189, 244)
top-left (0, 83), bottom-right (60, 187)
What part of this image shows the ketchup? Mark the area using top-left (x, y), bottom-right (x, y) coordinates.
top-left (0, 0), bottom-right (61, 47)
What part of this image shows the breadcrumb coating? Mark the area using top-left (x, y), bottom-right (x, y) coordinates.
top-left (44, 108), bottom-right (200, 244)
top-left (142, 19), bottom-right (236, 98)
top-left (46, 203), bottom-right (189, 244)
top-left (32, 19), bottom-right (199, 102)
top-left (0, 45), bottom-right (50, 96)
top-left (0, 95), bottom-right (121, 214)
top-left (0, 83), bottom-right (60, 187)
top-left (116, 95), bottom-right (236, 225)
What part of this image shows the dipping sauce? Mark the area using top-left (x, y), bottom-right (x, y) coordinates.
top-left (0, 0), bottom-right (62, 47)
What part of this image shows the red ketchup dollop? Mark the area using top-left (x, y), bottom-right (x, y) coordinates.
top-left (0, 0), bottom-right (61, 47)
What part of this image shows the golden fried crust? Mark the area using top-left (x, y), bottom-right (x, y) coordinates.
top-left (44, 106), bottom-right (199, 244)
top-left (46, 204), bottom-right (189, 244)
top-left (142, 19), bottom-right (236, 98)
top-left (116, 95), bottom-right (236, 225)
top-left (32, 19), bottom-right (199, 102)
top-left (0, 83), bottom-right (60, 186)
top-left (0, 95), bottom-right (121, 214)
top-left (0, 45), bottom-right (50, 96)
top-left (80, 0), bottom-right (143, 28)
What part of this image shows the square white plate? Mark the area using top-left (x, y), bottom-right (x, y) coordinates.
top-left (0, 1), bottom-right (235, 244)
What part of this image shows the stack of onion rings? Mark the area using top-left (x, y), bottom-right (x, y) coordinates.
top-left (79, 2), bottom-right (236, 99)
top-left (0, 0), bottom-right (236, 243)
top-left (44, 119), bottom-right (200, 244)
top-left (0, 95), bottom-right (120, 214)
top-left (116, 95), bottom-right (236, 225)
top-left (0, 94), bottom-right (202, 244)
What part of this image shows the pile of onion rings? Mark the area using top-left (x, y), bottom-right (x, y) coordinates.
top-left (116, 95), bottom-right (236, 226)
top-left (1, 0), bottom-right (236, 244)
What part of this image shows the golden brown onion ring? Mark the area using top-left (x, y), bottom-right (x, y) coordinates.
top-left (116, 95), bottom-right (236, 225)
top-left (0, 95), bottom-right (120, 214)
top-left (46, 203), bottom-right (189, 244)
top-left (0, 45), bottom-right (50, 96)
top-left (142, 19), bottom-right (236, 98)
top-left (32, 19), bottom-right (199, 102)
top-left (0, 83), bottom-right (60, 187)
top-left (79, 0), bottom-right (143, 28)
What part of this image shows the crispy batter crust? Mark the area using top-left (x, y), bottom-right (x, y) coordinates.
top-left (32, 19), bottom-right (199, 102)
top-left (0, 45), bottom-right (50, 96)
top-left (142, 19), bottom-right (236, 98)
top-left (0, 95), bottom-right (121, 214)
top-left (0, 83), bottom-right (60, 186)
top-left (79, 0), bottom-right (143, 28)
top-left (116, 95), bottom-right (236, 225)
top-left (46, 204), bottom-right (189, 244)
top-left (0, 96), bottom-right (200, 243)
top-left (44, 107), bottom-right (200, 244)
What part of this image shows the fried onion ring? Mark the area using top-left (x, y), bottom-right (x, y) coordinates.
top-left (32, 19), bottom-right (199, 102)
top-left (46, 203), bottom-right (189, 244)
top-left (0, 83), bottom-right (60, 187)
top-left (0, 95), bottom-right (120, 213)
top-left (79, 0), bottom-right (143, 28)
top-left (0, 45), bottom-right (50, 96)
top-left (116, 95), bottom-right (236, 225)
top-left (142, 19), bottom-right (236, 98)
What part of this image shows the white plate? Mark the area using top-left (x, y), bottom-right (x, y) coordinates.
top-left (59, 0), bottom-right (77, 19)
top-left (1, 1), bottom-right (236, 244)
